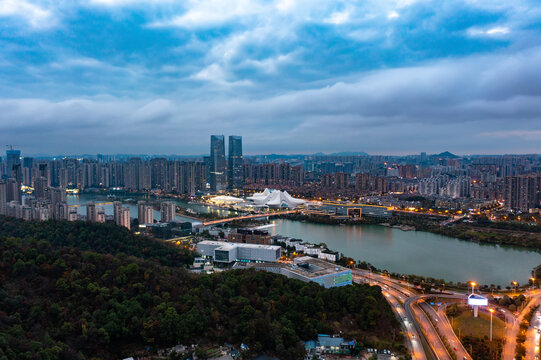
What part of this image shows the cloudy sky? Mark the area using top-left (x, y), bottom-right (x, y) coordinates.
top-left (1, 0), bottom-right (540, 155)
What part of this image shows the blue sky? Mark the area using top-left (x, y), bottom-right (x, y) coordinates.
top-left (0, 0), bottom-right (540, 155)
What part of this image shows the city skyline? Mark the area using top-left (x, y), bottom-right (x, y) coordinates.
top-left (1, 1), bottom-right (541, 154)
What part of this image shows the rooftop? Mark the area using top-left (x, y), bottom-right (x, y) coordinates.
top-left (198, 240), bottom-right (281, 251)
top-left (252, 256), bottom-right (350, 279)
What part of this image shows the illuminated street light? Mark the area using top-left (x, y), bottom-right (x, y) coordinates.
top-left (489, 308), bottom-right (494, 341)
top-left (470, 281), bottom-right (477, 294)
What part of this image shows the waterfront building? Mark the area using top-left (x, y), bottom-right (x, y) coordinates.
top-left (160, 201), bottom-right (176, 223)
top-left (228, 228), bottom-right (272, 245)
top-left (246, 188), bottom-right (306, 208)
top-left (137, 201), bottom-right (154, 225)
top-left (209, 135), bottom-right (226, 192)
top-left (86, 202), bottom-right (97, 222)
top-left (197, 240), bottom-right (281, 263)
top-left (228, 135), bottom-right (243, 189)
top-left (113, 201), bottom-right (122, 225)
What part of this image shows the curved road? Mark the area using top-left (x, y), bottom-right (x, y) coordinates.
top-left (354, 269), bottom-right (473, 360)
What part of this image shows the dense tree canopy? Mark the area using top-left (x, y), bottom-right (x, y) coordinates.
top-left (0, 217), bottom-right (194, 267)
top-left (0, 219), bottom-right (398, 360)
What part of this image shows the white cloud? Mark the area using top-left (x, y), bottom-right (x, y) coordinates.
top-left (191, 63), bottom-right (252, 86)
top-left (89, 0), bottom-right (174, 5)
top-left (0, 0), bottom-right (55, 28)
top-left (150, 0), bottom-right (262, 28)
top-left (467, 26), bottom-right (511, 37)
top-left (486, 26), bottom-right (510, 35)
top-left (325, 10), bottom-right (350, 25)
top-left (387, 11), bottom-right (400, 19)
top-left (242, 53), bottom-right (296, 74)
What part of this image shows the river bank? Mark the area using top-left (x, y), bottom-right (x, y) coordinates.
top-left (278, 213), bottom-right (541, 252)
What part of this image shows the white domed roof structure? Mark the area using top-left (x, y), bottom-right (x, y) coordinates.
top-left (209, 195), bottom-right (244, 205)
top-left (246, 188), bottom-right (306, 208)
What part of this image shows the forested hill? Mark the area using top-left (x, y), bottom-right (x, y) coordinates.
top-left (0, 219), bottom-right (399, 360)
top-left (0, 217), bottom-right (194, 266)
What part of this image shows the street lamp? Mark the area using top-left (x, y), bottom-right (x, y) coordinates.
top-left (489, 308), bottom-right (494, 341)
top-left (512, 281), bottom-right (518, 295)
top-left (531, 277), bottom-right (536, 290)
top-left (470, 281), bottom-right (477, 294)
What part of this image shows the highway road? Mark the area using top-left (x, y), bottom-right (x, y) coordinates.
top-left (525, 291), bottom-right (541, 360)
top-left (355, 270), bottom-right (454, 360)
top-left (354, 269), bottom-right (474, 360)
top-left (353, 272), bottom-right (427, 360)
top-left (502, 290), bottom-right (541, 360)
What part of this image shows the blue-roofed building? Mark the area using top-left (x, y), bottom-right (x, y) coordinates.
top-left (303, 334), bottom-right (358, 358)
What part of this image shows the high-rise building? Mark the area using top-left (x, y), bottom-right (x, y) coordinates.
top-left (504, 175), bottom-right (538, 212)
top-left (113, 201), bottom-right (122, 225)
top-left (334, 172), bottom-right (349, 189)
top-left (120, 207), bottom-right (131, 229)
top-left (160, 201), bottom-right (176, 223)
top-left (0, 180), bottom-right (7, 215)
top-left (5, 178), bottom-right (21, 204)
top-left (210, 135), bottom-right (226, 192)
top-left (6, 148), bottom-right (21, 180)
top-left (55, 202), bottom-right (69, 220)
top-left (68, 207), bottom-right (78, 221)
top-left (22, 157), bottom-right (33, 186)
top-left (228, 135), bottom-right (243, 189)
top-left (86, 202), bottom-right (97, 222)
top-left (34, 176), bottom-right (48, 200)
top-left (137, 201), bottom-right (154, 225)
top-left (96, 207), bottom-right (106, 223)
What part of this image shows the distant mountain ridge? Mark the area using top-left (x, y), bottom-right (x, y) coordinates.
top-left (435, 151), bottom-right (459, 158)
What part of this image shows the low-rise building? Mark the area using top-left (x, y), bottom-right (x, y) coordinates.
top-left (228, 228), bottom-right (271, 245)
top-left (197, 240), bottom-right (281, 264)
top-left (249, 256), bottom-right (352, 288)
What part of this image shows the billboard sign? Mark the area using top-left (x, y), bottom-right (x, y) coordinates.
top-left (468, 294), bottom-right (488, 306)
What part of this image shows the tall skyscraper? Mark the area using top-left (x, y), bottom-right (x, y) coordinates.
top-left (22, 157), bottom-right (33, 186)
top-left (228, 135), bottom-right (243, 190)
top-left (210, 135), bottom-right (226, 192)
top-left (160, 201), bottom-right (176, 223)
top-left (6, 148), bottom-right (21, 180)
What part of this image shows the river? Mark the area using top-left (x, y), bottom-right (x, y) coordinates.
top-left (268, 218), bottom-right (540, 286)
top-left (68, 194), bottom-right (540, 286)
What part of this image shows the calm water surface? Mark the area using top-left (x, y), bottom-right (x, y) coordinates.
top-left (268, 219), bottom-right (540, 286)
